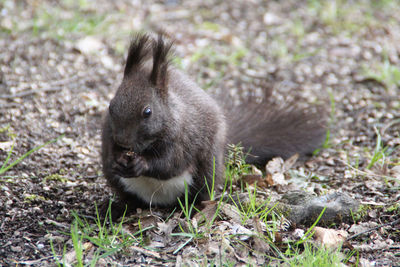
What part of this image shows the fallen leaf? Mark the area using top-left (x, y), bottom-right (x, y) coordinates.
top-left (220, 203), bottom-right (242, 224)
top-left (292, 228), bottom-right (305, 240)
top-left (283, 153), bottom-right (299, 172)
top-left (390, 165), bottom-right (400, 179)
top-left (240, 174), bottom-right (268, 187)
top-left (251, 165), bottom-right (263, 176)
top-left (266, 157), bottom-right (284, 174)
top-left (348, 223), bottom-right (371, 235)
top-left (252, 217), bottom-right (270, 253)
top-left (232, 224), bottom-right (253, 241)
top-left (194, 200), bottom-right (218, 225)
top-left (271, 172), bottom-right (288, 186)
top-left (312, 226), bottom-right (348, 248)
top-left (266, 157), bottom-right (288, 186)
top-left (157, 219), bottom-right (178, 243)
top-left (63, 242), bottom-right (92, 266)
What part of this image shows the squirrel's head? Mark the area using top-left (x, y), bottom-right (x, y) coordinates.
top-left (108, 33), bottom-right (172, 153)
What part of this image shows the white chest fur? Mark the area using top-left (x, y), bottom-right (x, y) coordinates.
top-left (119, 170), bottom-right (193, 205)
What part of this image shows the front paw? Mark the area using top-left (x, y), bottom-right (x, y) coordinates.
top-left (131, 156), bottom-right (149, 177)
top-left (112, 156), bottom-right (149, 177)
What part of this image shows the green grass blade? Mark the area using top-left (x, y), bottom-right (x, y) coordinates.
top-left (0, 135), bottom-right (64, 175)
top-left (0, 140), bottom-right (15, 172)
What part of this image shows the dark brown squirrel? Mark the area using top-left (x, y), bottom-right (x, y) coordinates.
top-left (101, 33), bottom-right (326, 219)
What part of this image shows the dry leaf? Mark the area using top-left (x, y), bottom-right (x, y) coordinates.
top-left (157, 219), bottom-right (178, 243)
top-left (265, 173), bottom-right (274, 186)
top-left (220, 203), bottom-right (242, 224)
top-left (232, 224), bottom-right (253, 241)
top-left (293, 228), bottom-right (305, 239)
top-left (390, 165), bottom-right (400, 179)
top-left (240, 174), bottom-right (267, 187)
top-left (132, 215), bottom-right (158, 230)
top-left (252, 217), bottom-right (270, 253)
top-left (251, 165), bottom-right (263, 176)
top-left (266, 157), bottom-right (284, 174)
top-left (194, 200), bottom-right (218, 224)
top-left (283, 153), bottom-right (299, 172)
top-left (63, 242), bottom-right (93, 266)
top-left (266, 157), bottom-right (288, 186)
top-left (271, 173), bottom-right (288, 186)
top-left (313, 226), bottom-right (348, 248)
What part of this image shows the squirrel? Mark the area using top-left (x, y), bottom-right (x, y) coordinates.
top-left (101, 33), bottom-right (326, 219)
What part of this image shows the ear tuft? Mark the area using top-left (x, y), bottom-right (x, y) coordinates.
top-left (124, 33), bottom-right (152, 76)
top-left (150, 34), bottom-right (173, 92)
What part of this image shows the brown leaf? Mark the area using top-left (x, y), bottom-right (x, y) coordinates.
top-left (266, 157), bottom-right (288, 186)
top-left (390, 165), bottom-right (400, 179)
top-left (194, 200), bottom-right (218, 225)
top-left (266, 157), bottom-right (284, 174)
top-left (240, 174), bottom-right (269, 188)
top-left (283, 153), bottom-right (299, 172)
top-left (157, 219), bottom-right (178, 243)
top-left (220, 203), bottom-right (242, 224)
top-left (241, 174), bottom-right (263, 185)
top-left (252, 217), bottom-right (270, 253)
top-left (265, 173), bottom-right (275, 186)
top-left (271, 172), bottom-right (287, 186)
top-left (312, 226), bottom-right (348, 248)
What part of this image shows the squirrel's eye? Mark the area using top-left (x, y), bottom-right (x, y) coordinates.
top-left (142, 106), bottom-right (152, 118)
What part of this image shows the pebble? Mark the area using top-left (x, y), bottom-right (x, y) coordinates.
top-left (11, 246), bottom-right (22, 253)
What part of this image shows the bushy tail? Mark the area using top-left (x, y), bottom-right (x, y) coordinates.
top-left (223, 91), bottom-right (326, 166)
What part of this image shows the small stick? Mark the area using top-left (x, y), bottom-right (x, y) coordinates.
top-left (346, 218), bottom-right (400, 241)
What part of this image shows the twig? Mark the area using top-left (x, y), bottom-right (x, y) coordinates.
top-left (130, 245), bottom-right (163, 259)
top-left (338, 159), bottom-right (397, 181)
top-left (346, 218), bottom-right (400, 241)
top-left (16, 256), bottom-right (54, 265)
top-left (45, 219), bottom-right (69, 229)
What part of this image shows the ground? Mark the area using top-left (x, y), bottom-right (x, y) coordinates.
top-left (0, 0), bottom-right (399, 266)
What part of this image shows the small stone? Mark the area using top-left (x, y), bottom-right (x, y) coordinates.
top-left (263, 12), bottom-right (282, 25)
top-left (76, 36), bottom-right (103, 55)
top-left (11, 246), bottom-right (22, 253)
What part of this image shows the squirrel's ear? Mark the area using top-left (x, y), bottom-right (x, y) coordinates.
top-left (150, 34), bottom-right (173, 98)
top-left (124, 33), bottom-right (152, 76)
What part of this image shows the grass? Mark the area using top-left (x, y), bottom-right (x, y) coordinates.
top-left (176, 182), bottom-right (201, 238)
top-left (366, 127), bottom-right (389, 169)
top-left (31, 5), bottom-right (110, 39)
top-left (283, 243), bottom-right (346, 267)
top-left (52, 201), bottom-right (155, 266)
top-left (0, 125), bottom-right (63, 176)
top-left (363, 57), bottom-right (400, 91)
top-left (190, 45), bottom-right (248, 89)
top-left (306, 0), bottom-right (380, 35)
